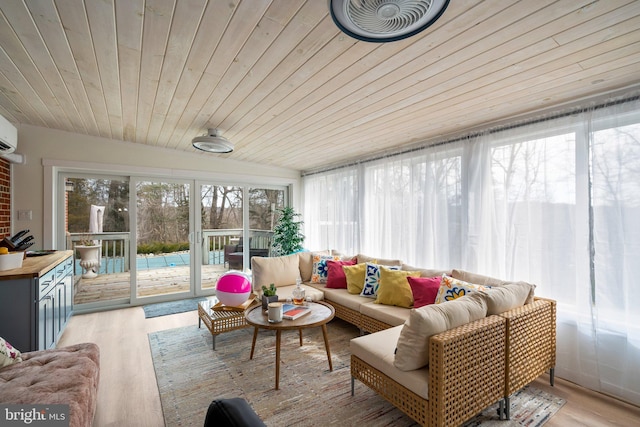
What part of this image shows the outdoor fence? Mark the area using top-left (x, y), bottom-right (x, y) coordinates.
top-left (68, 229), bottom-right (274, 275)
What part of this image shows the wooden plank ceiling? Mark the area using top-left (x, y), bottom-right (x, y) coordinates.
top-left (0, 0), bottom-right (639, 171)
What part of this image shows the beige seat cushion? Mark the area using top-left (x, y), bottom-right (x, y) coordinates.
top-left (275, 284), bottom-right (324, 301)
top-left (360, 302), bottom-right (410, 327)
top-left (251, 254), bottom-right (300, 292)
top-left (451, 269), bottom-right (536, 304)
top-left (351, 326), bottom-right (429, 399)
top-left (321, 288), bottom-right (368, 312)
top-left (394, 292), bottom-right (488, 371)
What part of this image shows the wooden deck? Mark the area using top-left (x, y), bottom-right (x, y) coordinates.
top-left (73, 264), bottom-right (228, 305)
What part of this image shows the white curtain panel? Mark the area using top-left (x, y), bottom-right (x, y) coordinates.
top-left (303, 167), bottom-right (361, 255)
top-left (302, 93), bottom-right (640, 405)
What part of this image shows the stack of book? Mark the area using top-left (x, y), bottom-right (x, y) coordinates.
top-left (282, 303), bottom-right (310, 320)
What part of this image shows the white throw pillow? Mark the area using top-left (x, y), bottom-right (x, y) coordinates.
top-left (484, 282), bottom-right (534, 314)
top-left (394, 292), bottom-right (488, 371)
top-left (451, 269), bottom-right (536, 304)
top-left (251, 254), bottom-right (300, 291)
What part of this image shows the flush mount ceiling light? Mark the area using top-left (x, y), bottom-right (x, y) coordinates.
top-left (329, 0), bottom-right (450, 43)
top-left (192, 128), bottom-right (233, 153)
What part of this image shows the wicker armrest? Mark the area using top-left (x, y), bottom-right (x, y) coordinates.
top-left (499, 298), bottom-right (556, 395)
top-left (427, 315), bottom-right (506, 427)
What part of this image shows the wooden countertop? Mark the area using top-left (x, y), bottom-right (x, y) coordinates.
top-left (0, 250), bottom-right (73, 280)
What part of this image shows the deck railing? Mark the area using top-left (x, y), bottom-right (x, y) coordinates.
top-left (201, 229), bottom-right (273, 265)
top-left (68, 232), bottom-right (130, 275)
top-left (68, 229), bottom-right (273, 273)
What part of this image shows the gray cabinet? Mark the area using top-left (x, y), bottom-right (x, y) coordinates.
top-left (0, 251), bottom-right (74, 352)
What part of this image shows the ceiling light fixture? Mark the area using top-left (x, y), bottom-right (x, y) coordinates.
top-left (329, 0), bottom-right (450, 43)
top-left (192, 128), bottom-right (233, 153)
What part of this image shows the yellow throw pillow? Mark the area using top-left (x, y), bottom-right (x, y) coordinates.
top-left (374, 267), bottom-right (421, 308)
top-left (344, 262), bottom-right (371, 294)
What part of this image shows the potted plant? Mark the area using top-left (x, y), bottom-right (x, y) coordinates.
top-left (261, 283), bottom-right (278, 311)
top-left (271, 207), bottom-right (305, 256)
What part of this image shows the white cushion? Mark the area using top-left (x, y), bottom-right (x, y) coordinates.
top-left (484, 282), bottom-right (533, 314)
top-left (401, 264), bottom-right (451, 278)
top-left (360, 302), bottom-right (410, 327)
top-left (275, 284), bottom-right (324, 301)
top-left (351, 326), bottom-right (429, 399)
top-left (321, 288), bottom-right (367, 312)
top-left (251, 254), bottom-right (300, 292)
top-left (451, 269), bottom-right (536, 304)
top-left (394, 292), bottom-right (488, 371)
top-left (356, 254), bottom-right (402, 266)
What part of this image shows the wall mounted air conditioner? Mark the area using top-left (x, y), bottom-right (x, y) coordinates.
top-left (0, 113), bottom-right (17, 154)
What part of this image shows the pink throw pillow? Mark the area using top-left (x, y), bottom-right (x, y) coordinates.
top-left (326, 260), bottom-right (356, 289)
top-left (407, 276), bottom-right (442, 308)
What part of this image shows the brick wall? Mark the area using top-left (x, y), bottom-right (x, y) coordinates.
top-left (0, 158), bottom-right (10, 237)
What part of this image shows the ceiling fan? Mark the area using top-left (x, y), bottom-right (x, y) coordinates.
top-left (192, 128), bottom-right (234, 154)
top-left (329, 0), bottom-right (450, 43)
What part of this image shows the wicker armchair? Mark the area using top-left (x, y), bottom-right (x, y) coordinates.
top-left (351, 316), bottom-right (506, 427)
top-left (346, 298), bottom-right (556, 425)
top-left (499, 297), bottom-right (556, 419)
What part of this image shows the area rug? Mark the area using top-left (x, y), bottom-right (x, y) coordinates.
top-left (149, 320), bottom-right (565, 426)
top-left (143, 297), bottom-right (207, 318)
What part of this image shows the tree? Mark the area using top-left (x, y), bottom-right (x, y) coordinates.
top-left (271, 207), bottom-right (304, 256)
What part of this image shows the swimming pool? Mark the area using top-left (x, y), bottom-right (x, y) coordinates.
top-left (75, 250), bottom-right (225, 274)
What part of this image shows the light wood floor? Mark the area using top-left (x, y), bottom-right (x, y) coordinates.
top-left (58, 308), bottom-right (640, 427)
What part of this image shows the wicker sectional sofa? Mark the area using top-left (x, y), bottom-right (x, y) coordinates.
top-left (251, 252), bottom-right (556, 426)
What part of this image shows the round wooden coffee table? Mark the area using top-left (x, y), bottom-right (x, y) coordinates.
top-left (244, 301), bottom-right (335, 390)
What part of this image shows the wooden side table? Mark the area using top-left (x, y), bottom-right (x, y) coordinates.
top-left (244, 301), bottom-right (335, 390)
top-left (198, 297), bottom-right (259, 350)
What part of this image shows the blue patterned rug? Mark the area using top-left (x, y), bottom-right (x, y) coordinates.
top-left (142, 297), bottom-right (206, 318)
top-left (148, 319), bottom-right (564, 426)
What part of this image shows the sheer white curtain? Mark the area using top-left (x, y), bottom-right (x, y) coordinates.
top-left (303, 167), bottom-right (360, 254)
top-left (361, 144), bottom-right (464, 267)
top-left (588, 99), bottom-right (640, 404)
top-left (302, 94), bottom-right (640, 405)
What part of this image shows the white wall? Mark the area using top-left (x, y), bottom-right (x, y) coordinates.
top-left (10, 124), bottom-right (301, 249)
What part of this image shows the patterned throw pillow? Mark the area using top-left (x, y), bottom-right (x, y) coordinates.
top-left (0, 337), bottom-right (22, 368)
top-left (435, 275), bottom-right (490, 303)
top-left (360, 263), bottom-right (400, 298)
top-left (311, 254), bottom-right (341, 283)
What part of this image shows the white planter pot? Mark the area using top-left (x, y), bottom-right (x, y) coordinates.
top-left (76, 245), bottom-right (101, 278)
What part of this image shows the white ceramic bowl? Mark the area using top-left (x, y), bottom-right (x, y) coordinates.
top-left (0, 252), bottom-right (24, 271)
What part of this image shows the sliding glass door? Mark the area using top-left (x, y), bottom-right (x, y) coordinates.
top-left (198, 184), bottom-right (243, 290)
top-left (61, 171), bottom-right (289, 308)
top-left (196, 184), bottom-right (286, 290)
top-left (135, 179), bottom-right (192, 300)
top-left (63, 174), bottom-right (131, 307)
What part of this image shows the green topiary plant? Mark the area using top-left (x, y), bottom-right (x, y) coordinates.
top-left (271, 206), bottom-right (305, 256)
top-left (262, 283), bottom-right (277, 296)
